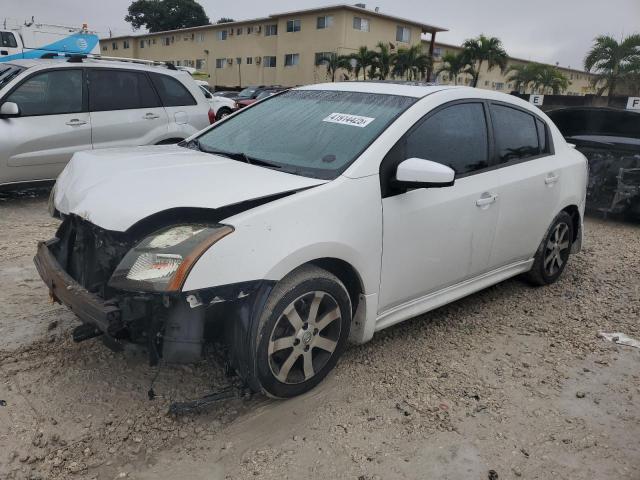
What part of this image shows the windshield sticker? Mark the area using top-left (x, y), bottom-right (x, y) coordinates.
top-left (322, 112), bottom-right (375, 128)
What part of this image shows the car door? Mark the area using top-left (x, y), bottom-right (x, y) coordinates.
top-left (1, 68), bottom-right (91, 182)
top-left (487, 103), bottom-right (561, 268)
top-left (149, 73), bottom-right (209, 133)
top-left (88, 68), bottom-right (169, 149)
top-left (378, 102), bottom-right (501, 312)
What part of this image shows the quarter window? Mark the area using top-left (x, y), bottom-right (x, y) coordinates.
top-left (1, 32), bottom-right (18, 48)
top-left (405, 103), bottom-right (489, 175)
top-left (149, 74), bottom-right (197, 107)
top-left (491, 104), bottom-right (540, 163)
top-left (286, 19), bottom-right (301, 32)
top-left (88, 70), bottom-right (160, 112)
top-left (7, 69), bottom-right (83, 116)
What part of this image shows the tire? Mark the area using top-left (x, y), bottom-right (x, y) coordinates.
top-left (217, 108), bottom-right (232, 119)
top-left (250, 265), bottom-right (352, 398)
top-left (524, 211), bottom-right (574, 286)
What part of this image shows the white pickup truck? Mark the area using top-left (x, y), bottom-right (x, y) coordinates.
top-left (1, 22), bottom-right (99, 62)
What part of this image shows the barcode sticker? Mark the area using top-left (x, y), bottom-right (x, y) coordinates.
top-left (322, 112), bottom-right (375, 128)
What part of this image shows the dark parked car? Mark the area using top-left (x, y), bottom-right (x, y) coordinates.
top-left (236, 88), bottom-right (287, 108)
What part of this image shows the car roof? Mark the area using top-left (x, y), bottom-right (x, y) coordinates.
top-left (6, 58), bottom-right (189, 78)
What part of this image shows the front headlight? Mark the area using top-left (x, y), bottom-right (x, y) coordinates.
top-left (108, 224), bottom-right (233, 292)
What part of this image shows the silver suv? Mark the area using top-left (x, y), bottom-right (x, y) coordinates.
top-left (0, 57), bottom-right (213, 188)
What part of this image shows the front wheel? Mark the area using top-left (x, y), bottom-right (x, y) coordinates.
top-left (524, 211), bottom-right (574, 286)
top-left (251, 266), bottom-right (352, 398)
top-left (217, 107), bottom-right (232, 119)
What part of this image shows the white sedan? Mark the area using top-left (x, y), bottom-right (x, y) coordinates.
top-left (37, 82), bottom-right (587, 398)
top-left (196, 82), bottom-right (236, 119)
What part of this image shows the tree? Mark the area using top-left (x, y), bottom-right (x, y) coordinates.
top-left (507, 63), bottom-right (544, 93)
top-left (350, 46), bottom-right (375, 80)
top-left (216, 18), bottom-right (235, 24)
top-left (534, 65), bottom-right (569, 94)
top-left (318, 53), bottom-right (353, 82)
top-left (125, 0), bottom-right (210, 33)
top-left (462, 34), bottom-right (508, 87)
top-left (393, 44), bottom-right (432, 81)
top-left (584, 34), bottom-right (640, 96)
top-left (370, 42), bottom-right (396, 80)
top-left (436, 52), bottom-right (472, 85)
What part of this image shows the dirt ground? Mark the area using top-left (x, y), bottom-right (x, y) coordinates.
top-left (1, 188), bottom-right (639, 480)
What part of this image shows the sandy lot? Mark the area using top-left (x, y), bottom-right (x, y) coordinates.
top-left (1, 188), bottom-right (639, 480)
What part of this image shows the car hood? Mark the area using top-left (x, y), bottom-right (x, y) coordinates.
top-left (54, 145), bottom-right (327, 232)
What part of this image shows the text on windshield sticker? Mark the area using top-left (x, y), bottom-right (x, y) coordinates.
top-left (322, 112), bottom-right (375, 128)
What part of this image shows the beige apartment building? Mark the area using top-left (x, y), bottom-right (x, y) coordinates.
top-left (100, 4), bottom-right (444, 87)
top-left (99, 3), bottom-right (595, 95)
top-left (430, 42), bottom-right (596, 96)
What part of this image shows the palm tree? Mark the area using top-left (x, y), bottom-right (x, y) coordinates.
top-left (584, 34), bottom-right (640, 96)
top-left (435, 52), bottom-right (472, 85)
top-left (462, 34), bottom-right (508, 87)
top-left (507, 63), bottom-right (544, 93)
top-left (371, 41), bottom-right (395, 80)
top-left (318, 53), bottom-right (353, 82)
top-left (393, 44), bottom-right (432, 81)
top-left (535, 65), bottom-right (570, 94)
top-left (350, 46), bottom-right (375, 80)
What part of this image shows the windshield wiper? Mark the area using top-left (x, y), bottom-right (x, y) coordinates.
top-left (198, 146), bottom-right (282, 169)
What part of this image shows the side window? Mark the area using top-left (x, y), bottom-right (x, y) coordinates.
top-left (1, 32), bottom-right (18, 48)
top-left (491, 104), bottom-right (540, 163)
top-left (536, 118), bottom-right (549, 154)
top-left (7, 69), bottom-right (83, 116)
top-left (150, 74), bottom-right (197, 107)
top-left (405, 103), bottom-right (489, 176)
top-left (88, 70), bottom-right (160, 112)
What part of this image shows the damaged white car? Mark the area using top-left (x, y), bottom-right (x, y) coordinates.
top-left (36, 82), bottom-right (588, 398)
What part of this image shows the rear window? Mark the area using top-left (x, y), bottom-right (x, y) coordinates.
top-left (491, 104), bottom-right (541, 163)
top-left (1, 32), bottom-right (18, 48)
top-left (150, 73), bottom-right (197, 107)
top-left (89, 69), bottom-right (160, 111)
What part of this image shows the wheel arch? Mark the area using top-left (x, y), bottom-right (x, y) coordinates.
top-left (560, 204), bottom-right (581, 244)
top-left (306, 257), bottom-right (364, 315)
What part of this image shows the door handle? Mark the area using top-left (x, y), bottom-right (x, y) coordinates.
top-left (143, 113), bottom-right (160, 120)
top-left (545, 173), bottom-right (559, 185)
top-left (1, 50), bottom-right (8, 56)
top-left (65, 119), bottom-right (87, 126)
top-left (476, 192), bottom-right (498, 207)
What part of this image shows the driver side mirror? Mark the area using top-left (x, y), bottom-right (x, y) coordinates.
top-left (0, 101), bottom-right (20, 118)
top-left (393, 158), bottom-right (455, 189)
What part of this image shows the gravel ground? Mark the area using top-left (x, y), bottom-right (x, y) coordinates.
top-left (1, 188), bottom-right (639, 480)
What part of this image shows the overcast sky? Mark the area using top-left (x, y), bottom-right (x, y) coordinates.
top-left (3, 0), bottom-right (639, 69)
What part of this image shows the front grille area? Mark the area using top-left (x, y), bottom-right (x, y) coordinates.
top-left (53, 216), bottom-right (134, 298)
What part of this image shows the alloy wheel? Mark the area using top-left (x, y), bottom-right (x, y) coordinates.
top-left (268, 291), bottom-right (342, 384)
top-left (544, 222), bottom-right (570, 276)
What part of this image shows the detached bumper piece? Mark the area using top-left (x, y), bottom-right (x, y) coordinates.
top-left (34, 239), bottom-right (123, 336)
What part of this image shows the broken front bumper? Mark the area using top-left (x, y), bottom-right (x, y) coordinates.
top-left (34, 239), bottom-right (123, 336)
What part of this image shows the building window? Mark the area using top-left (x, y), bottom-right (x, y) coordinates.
top-left (102, 45), bottom-right (108, 51)
top-left (236, 28), bottom-right (242, 36)
top-left (263, 56), bottom-right (277, 67)
top-left (152, 38), bottom-right (157, 45)
top-left (317, 15), bottom-right (333, 29)
top-left (217, 30), bottom-right (227, 40)
top-left (396, 26), bottom-right (410, 43)
top-left (284, 53), bottom-right (300, 66)
top-left (139, 40), bottom-right (145, 48)
top-left (163, 37), bottom-right (170, 46)
top-left (353, 17), bottom-right (370, 32)
top-left (196, 59), bottom-right (205, 70)
top-left (495, 82), bottom-right (505, 90)
top-left (433, 47), bottom-right (442, 59)
top-left (286, 19), bottom-right (301, 32)
top-left (215, 58), bottom-right (225, 68)
top-left (315, 51), bottom-right (333, 65)
top-left (236, 57), bottom-right (242, 65)
top-left (265, 24), bottom-right (278, 36)
top-left (123, 40), bottom-right (130, 49)
top-left (247, 26), bottom-right (254, 34)
top-left (246, 57), bottom-right (253, 65)
top-left (111, 42), bottom-right (118, 50)
top-left (195, 33), bottom-right (205, 43)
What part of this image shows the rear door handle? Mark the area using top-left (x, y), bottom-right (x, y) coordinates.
top-left (476, 192), bottom-right (498, 207)
top-left (545, 173), bottom-right (559, 185)
top-left (65, 119), bottom-right (87, 126)
top-left (143, 113), bottom-right (160, 120)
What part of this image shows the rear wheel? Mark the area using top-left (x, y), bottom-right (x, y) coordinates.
top-left (251, 266), bottom-right (352, 398)
top-left (217, 107), bottom-right (232, 119)
top-left (524, 211), bottom-right (574, 286)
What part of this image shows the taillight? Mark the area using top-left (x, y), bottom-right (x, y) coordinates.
top-left (208, 108), bottom-right (216, 124)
